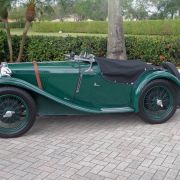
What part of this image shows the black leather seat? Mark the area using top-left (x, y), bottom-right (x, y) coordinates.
top-left (162, 62), bottom-right (180, 80)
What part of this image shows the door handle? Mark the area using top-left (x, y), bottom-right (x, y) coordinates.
top-left (94, 82), bottom-right (101, 87)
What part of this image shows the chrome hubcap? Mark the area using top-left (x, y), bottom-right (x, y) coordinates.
top-left (157, 99), bottom-right (163, 108)
top-left (3, 111), bottom-right (15, 118)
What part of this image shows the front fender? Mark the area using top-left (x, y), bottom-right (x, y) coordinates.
top-left (0, 77), bottom-right (100, 113)
top-left (0, 77), bottom-right (47, 96)
top-left (132, 71), bottom-right (180, 112)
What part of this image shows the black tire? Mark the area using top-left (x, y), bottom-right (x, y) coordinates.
top-left (0, 86), bottom-right (36, 138)
top-left (139, 80), bottom-right (178, 124)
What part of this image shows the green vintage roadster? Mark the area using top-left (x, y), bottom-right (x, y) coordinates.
top-left (0, 53), bottom-right (180, 138)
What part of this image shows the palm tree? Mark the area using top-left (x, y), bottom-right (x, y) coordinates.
top-left (17, 0), bottom-right (36, 62)
top-left (0, 0), bottom-right (13, 63)
top-left (107, 0), bottom-right (127, 60)
top-left (17, 0), bottom-right (53, 62)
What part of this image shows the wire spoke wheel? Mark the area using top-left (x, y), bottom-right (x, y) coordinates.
top-left (139, 80), bottom-right (178, 124)
top-left (0, 87), bottom-right (36, 138)
top-left (0, 95), bottom-right (29, 133)
top-left (143, 86), bottom-right (173, 120)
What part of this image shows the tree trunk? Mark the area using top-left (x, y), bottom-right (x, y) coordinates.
top-left (170, 11), bottom-right (174, 19)
top-left (17, 21), bottom-right (31, 62)
top-left (107, 0), bottom-right (127, 60)
top-left (4, 20), bottom-right (13, 63)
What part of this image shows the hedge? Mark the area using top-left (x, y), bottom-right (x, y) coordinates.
top-left (0, 21), bottom-right (25, 29)
top-left (32, 20), bottom-right (180, 36)
top-left (32, 21), bottom-right (107, 34)
top-left (0, 31), bottom-right (179, 65)
top-left (0, 31), bottom-right (6, 60)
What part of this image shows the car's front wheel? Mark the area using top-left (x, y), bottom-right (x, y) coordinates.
top-left (0, 87), bottom-right (36, 138)
top-left (139, 80), bottom-right (178, 124)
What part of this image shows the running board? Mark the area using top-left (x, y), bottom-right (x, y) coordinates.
top-left (101, 107), bottom-right (134, 113)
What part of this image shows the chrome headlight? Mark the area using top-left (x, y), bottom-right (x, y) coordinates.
top-left (0, 62), bottom-right (12, 78)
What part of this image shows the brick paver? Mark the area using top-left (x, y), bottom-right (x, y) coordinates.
top-left (0, 110), bottom-right (180, 180)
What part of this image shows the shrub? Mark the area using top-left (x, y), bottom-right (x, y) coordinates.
top-left (0, 31), bottom-right (7, 61)
top-left (0, 21), bottom-right (25, 29)
top-left (125, 35), bottom-right (180, 65)
top-left (32, 20), bottom-right (180, 36)
top-left (124, 20), bottom-right (180, 36)
top-left (26, 36), bottom-right (107, 61)
top-left (32, 21), bottom-right (107, 34)
top-left (0, 31), bottom-right (179, 65)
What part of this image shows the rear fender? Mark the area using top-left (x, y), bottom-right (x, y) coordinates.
top-left (132, 71), bottom-right (180, 112)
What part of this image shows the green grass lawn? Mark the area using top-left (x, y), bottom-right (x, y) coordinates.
top-left (3, 28), bottom-right (168, 37)
top-left (8, 28), bottom-right (107, 37)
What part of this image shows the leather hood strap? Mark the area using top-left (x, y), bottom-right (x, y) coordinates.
top-left (33, 61), bottom-right (43, 90)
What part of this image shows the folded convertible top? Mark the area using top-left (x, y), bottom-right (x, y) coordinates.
top-left (96, 58), bottom-right (162, 84)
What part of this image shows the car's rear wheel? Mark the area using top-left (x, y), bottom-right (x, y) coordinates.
top-left (139, 80), bottom-right (178, 124)
top-left (0, 87), bottom-right (36, 138)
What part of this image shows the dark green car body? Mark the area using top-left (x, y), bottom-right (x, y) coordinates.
top-left (0, 60), bottom-right (179, 116)
top-left (0, 58), bottom-right (180, 138)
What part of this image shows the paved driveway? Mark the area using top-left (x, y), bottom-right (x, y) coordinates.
top-left (0, 110), bottom-right (180, 180)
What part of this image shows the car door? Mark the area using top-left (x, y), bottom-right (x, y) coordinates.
top-left (74, 63), bottom-right (132, 108)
